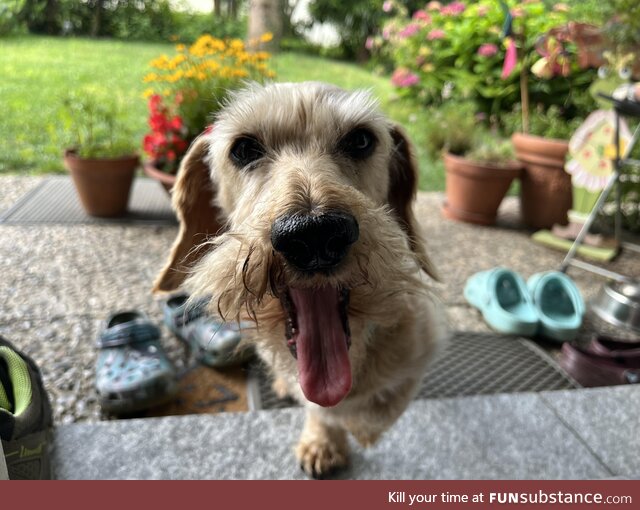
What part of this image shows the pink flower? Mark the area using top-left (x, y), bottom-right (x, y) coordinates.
top-left (426, 1), bottom-right (441, 11)
top-left (441, 1), bottom-right (465, 15)
top-left (501, 38), bottom-right (518, 79)
top-left (399, 23), bottom-right (420, 38)
top-left (427, 29), bottom-right (445, 40)
top-left (477, 43), bottom-right (498, 57)
top-left (477, 5), bottom-right (489, 16)
top-left (412, 10), bottom-right (431, 23)
top-left (365, 36), bottom-right (374, 50)
top-left (391, 68), bottom-right (420, 88)
top-left (382, 0), bottom-right (393, 12)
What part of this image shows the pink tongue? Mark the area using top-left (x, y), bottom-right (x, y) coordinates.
top-left (289, 286), bottom-right (352, 407)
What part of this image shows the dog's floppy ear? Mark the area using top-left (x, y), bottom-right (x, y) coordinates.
top-left (153, 134), bottom-right (225, 293)
top-left (387, 125), bottom-right (439, 280)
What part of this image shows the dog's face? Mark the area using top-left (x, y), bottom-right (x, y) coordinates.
top-left (156, 82), bottom-right (435, 407)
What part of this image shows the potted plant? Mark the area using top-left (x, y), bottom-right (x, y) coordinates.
top-left (508, 105), bottom-right (584, 229)
top-left (59, 90), bottom-right (140, 217)
top-left (141, 33), bottom-right (275, 192)
top-left (496, 4), bottom-right (597, 230)
top-left (428, 102), bottom-right (522, 225)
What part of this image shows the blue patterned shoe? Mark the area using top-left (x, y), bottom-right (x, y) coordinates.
top-left (163, 294), bottom-right (254, 368)
top-left (96, 311), bottom-right (177, 414)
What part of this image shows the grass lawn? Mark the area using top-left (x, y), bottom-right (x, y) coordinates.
top-left (0, 36), bottom-right (443, 190)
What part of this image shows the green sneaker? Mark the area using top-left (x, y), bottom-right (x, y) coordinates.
top-left (0, 336), bottom-right (53, 479)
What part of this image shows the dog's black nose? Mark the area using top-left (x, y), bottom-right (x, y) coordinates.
top-left (271, 212), bottom-right (359, 272)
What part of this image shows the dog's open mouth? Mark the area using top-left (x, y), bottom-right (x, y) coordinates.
top-left (280, 286), bottom-right (352, 407)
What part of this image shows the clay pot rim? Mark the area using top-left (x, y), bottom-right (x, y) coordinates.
top-left (143, 160), bottom-right (178, 186)
top-left (443, 152), bottom-right (523, 173)
top-left (64, 148), bottom-right (140, 164)
top-left (511, 132), bottom-right (569, 149)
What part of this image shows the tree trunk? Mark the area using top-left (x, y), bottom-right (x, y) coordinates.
top-left (247, 0), bottom-right (282, 51)
top-left (91, 0), bottom-right (105, 38)
top-left (229, 0), bottom-right (238, 19)
top-left (213, 0), bottom-right (221, 17)
top-left (44, 0), bottom-right (58, 34)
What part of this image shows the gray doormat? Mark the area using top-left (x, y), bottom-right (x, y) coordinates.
top-left (0, 176), bottom-right (177, 226)
top-left (247, 331), bottom-right (579, 411)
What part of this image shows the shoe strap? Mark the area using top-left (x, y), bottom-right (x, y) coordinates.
top-left (98, 319), bottom-right (160, 348)
top-left (167, 297), bottom-right (210, 330)
top-left (0, 440), bottom-right (8, 480)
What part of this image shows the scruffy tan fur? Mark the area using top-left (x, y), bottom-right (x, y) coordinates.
top-left (155, 82), bottom-right (444, 478)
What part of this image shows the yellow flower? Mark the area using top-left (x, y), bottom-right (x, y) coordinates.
top-left (232, 69), bottom-right (249, 78)
top-left (254, 51), bottom-right (271, 61)
top-left (143, 72), bottom-right (159, 83)
top-left (230, 39), bottom-right (245, 51)
top-left (170, 54), bottom-right (186, 68)
top-left (260, 32), bottom-right (273, 43)
top-left (176, 43), bottom-right (186, 52)
top-left (142, 88), bottom-right (155, 99)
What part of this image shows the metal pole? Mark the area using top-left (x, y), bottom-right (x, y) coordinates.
top-left (559, 170), bottom-right (620, 272)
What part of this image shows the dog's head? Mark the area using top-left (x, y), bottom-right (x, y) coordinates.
top-left (155, 82), bottom-right (436, 407)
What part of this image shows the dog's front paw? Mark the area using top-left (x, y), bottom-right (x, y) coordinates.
top-left (296, 437), bottom-right (349, 479)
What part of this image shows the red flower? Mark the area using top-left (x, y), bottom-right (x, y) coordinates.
top-left (169, 116), bottom-right (183, 131)
top-left (149, 112), bottom-right (168, 131)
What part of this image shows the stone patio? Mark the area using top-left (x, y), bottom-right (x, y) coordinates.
top-left (1, 174), bottom-right (639, 479)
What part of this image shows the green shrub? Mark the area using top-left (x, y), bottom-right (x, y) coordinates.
top-left (422, 100), bottom-right (514, 165)
top-left (0, 1), bottom-right (25, 36)
top-left (503, 104), bottom-right (584, 140)
top-left (56, 88), bottom-right (138, 158)
top-left (373, 0), bottom-right (596, 126)
top-left (308, 0), bottom-right (385, 60)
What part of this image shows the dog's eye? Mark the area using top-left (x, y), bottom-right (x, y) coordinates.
top-left (230, 136), bottom-right (265, 167)
top-left (339, 128), bottom-right (376, 159)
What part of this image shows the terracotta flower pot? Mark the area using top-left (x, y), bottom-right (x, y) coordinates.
top-left (143, 160), bottom-right (177, 195)
top-left (512, 133), bottom-right (572, 229)
top-left (64, 149), bottom-right (138, 217)
top-left (442, 152), bottom-right (522, 226)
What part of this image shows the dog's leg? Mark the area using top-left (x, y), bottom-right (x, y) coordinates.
top-left (296, 409), bottom-right (349, 478)
top-left (272, 376), bottom-right (290, 399)
top-left (346, 376), bottom-right (420, 448)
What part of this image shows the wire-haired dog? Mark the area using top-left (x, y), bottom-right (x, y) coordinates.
top-left (155, 82), bottom-right (443, 478)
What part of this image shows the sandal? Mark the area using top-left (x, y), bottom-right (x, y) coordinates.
top-left (96, 311), bottom-right (177, 414)
top-left (527, 271), bottom-right (584, 342)
top-left (559, 342), bottom-right (640, 387)
top-left (163, 294), bottom-right (254, 368)
top-left (464, 267), bottom-right (539, 336)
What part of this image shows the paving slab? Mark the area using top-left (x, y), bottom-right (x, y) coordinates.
top-left (540, 386), bottom-right (640, 478)
top-left (52, 389), bottom-right (612, 480)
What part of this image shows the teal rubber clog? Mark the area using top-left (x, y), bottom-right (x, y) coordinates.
top-left (527, 271), bottom-right (585, 342)
top-left (464, 268), bottom-right (539, 336)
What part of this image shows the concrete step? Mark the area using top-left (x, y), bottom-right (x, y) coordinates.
top-left (51, 385), bottom-right (640, 480)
